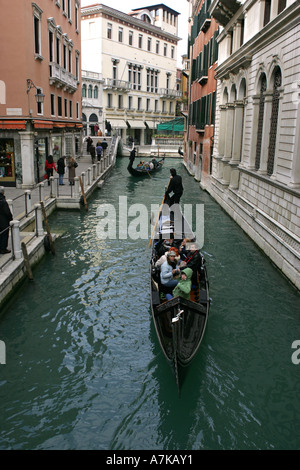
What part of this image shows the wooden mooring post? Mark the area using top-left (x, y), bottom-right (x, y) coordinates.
top-left (79, 175), bottom-right (88, 212)
top-left (40, 201), bottom-right (55, 255)
top-left (21, 242), bottom-right (33, 280)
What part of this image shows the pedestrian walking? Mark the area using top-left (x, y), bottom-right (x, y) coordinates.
top-left (0, 186), bottom-right (13, 254)
top-left (89, 143), bottom-right (96, 164)
top-left (96, 141), bottom-right (103, 161)
top-left (57, 155), bottom-right (66, 185)
top-left (45, 155), bottom-right (57, 186)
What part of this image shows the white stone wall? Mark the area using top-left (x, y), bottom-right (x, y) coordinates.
top-left (208, 0), bottom-right (300, 289)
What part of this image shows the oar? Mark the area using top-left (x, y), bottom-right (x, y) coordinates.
top-left (148, 177), bottom-right (171, 248)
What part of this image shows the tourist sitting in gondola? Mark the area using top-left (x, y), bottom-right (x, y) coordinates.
top-left (155, 247), bottom-right (180, 269)
top-left (179, 241), bottom-right (203, 285)
top-left (160, 251), bottom-right (180, 290)
top-left (165, 268), bottom-right (193, 301)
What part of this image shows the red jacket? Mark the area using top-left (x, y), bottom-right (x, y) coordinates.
top-left (45, 161), bottom-right (57, 171)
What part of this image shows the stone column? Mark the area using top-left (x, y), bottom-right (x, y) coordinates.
top-left (224, 103), bottom-right (235, 161)
top-left (87, 167), bottom-right (92, 186)
top-left (10, 220), bottom-right (22, 260)
top-left (231, 101), bottom-right (244, 163)
top-left (258, 91), bottom-right (273, 175)
top-left (34, 203), bottom-right (44, 237)
top-left (218, 105), bottom-right (227, 158)
top-left (24, 190), bottom-right (32, 216)
top-left (74, 177), bottom-right (80, 197)
top-left (248, 96), bottom-right (261, 170)
top-left (19, 131), bottom-right (35, 188)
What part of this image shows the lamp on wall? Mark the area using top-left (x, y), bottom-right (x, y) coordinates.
top-left (26, 78), bottom-right (45, 115)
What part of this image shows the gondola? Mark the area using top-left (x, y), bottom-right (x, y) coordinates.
top-left (150, 202), bottom-right (210, 391)
top-left (127, 157), bottom-right (165, 176)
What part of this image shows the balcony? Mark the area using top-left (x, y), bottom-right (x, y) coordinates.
top-left (209, 0), bottom-right (241, 27)
top-left (49, 63), bottom-right (78, 92)
top-left (159, 88), bottom-right (182, 99)
top-left (103, 78), bottom-right (131, 92)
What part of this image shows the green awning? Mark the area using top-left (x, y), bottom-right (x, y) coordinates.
top-left (157, 117), bottom-right (184, 132)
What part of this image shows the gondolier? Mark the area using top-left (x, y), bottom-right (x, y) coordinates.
top-left (165, 168), bottom-right (183, 206)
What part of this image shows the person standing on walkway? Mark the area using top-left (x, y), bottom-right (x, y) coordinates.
top-left (0, 187), bottom-right (13, 254)
top-left (57, 155), bottom-right (65, 185)
top-left (89, 142), bottom-right (96, 164)
top-left (165, 168), bottom-right (183, 206)
top-left (101, 138), bottom-right (108, 157)
top-left (96, 141), bottom-right (103, 161)
top-left (45, 155), bottom-right (57, 186)
top-left (67, 156), bottom-right (78, 186)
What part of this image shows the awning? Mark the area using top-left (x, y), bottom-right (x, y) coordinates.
top-left (111, 119), bottom-right (127, 129)
top-left (0, 120), bottom-right (26, 130)
top-left (144, 121), bottom-right (156, 129)
top-left (126, 120), bottom-right (145, 129)
top-left (157, 117), bottom-right (184, 132)
top-left (33, 120), bottom-right (54, 129)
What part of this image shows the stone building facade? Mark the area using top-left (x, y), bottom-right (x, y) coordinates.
top-left (0, 0), bottom-right (82, 188)
top-left (81, 4), bottom-right (181, 146)
top-left (208, 0), bottom-right (300, 289)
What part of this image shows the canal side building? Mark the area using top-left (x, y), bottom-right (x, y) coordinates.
top-left (81, 3), bottom-right (181, 146)
top-left (206, 0), bottom-right (300, 289)
top-left (0, 0), bottom-right (82, 188)
top-left (185, 0), bottom-right (219, 183)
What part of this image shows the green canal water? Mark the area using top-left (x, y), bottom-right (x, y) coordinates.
top-left (0, 157), bottom-right (299, 450)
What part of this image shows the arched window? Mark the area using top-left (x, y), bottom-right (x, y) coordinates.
top-left (94, 86), bottom-right (98, 99)
top-left (82, 84), bottom-right (86, 98)
top-left (267, 67), bottom-right (282, 176)
top-left (255, 74), bottom-right (267, 170)
top-left (88, 85), bottom-right (93, 98)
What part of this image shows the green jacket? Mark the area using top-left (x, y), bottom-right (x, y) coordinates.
top-left (172, 268), bottom-right (193, 300)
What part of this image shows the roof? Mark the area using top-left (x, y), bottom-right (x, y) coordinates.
top-left (131, 4), bottom-right (180, 16)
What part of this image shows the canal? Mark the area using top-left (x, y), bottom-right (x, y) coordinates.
top-left (0, 157), bottom-right (299, 450)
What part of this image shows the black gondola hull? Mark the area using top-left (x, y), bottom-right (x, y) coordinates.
top-left (127, 158), bottom-right (164, 176)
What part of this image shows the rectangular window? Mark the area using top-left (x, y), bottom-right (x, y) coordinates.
top-left (49, 31), bottom-right (54, 62)
top-left (75, 4), bottom-right (78, 30)
top-left (128, 96), bottom-right (132, 109)
top-left (138, 97), bottom-right (142, 111)
top-left (147, 37), bottom-right (151, 52)
top-left (107, 23), bottom-right (112, 39)
top-left (63, 44), bottom-right (67, 69)
top-left (37, 88), bottom-right (43, 115)
top-left (164, 43), bottom-right (167, 57)
top-left (69, 100), bottom-right (72, 118)
top-left (69, 49), bottom-right (72, 73)
top-left (51, 94), bottom-right (55, 115)
top-left (57, 96), bottom-right (62, 117)
top-left (118, 95), bottom-right (123, 109)
top-left (64, 98), bottom-right (68, 117)
top-left (107, 93), bottom-right (113, 107)
top-left (154, 99), bottom-right (158, 112)
top-left (76, 102), bottom-right (79, 119)
top-left (263, 0), bottom-right (271, 26)
top-left (34, 16), bottom-right (40, 55)
top-left (129, 30), bottom-right (133, 45)
top-left (138, 34), bottom-right (143, 49)
top-left (118, 27), bottom-right (123, 42)
top-left (156, 40), bottom-right (160, 54)
top-left (146, 98), bottom-right (150, 111)
top-left (56, 36), bottom-right (60, 65)
top-left (171, 46), bottom-right (175, 59)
